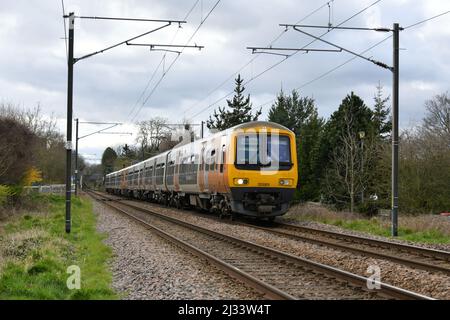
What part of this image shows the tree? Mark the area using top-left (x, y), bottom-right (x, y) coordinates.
top-left (101, 147), bottom-right (118, 175)
top-left (39, 134), bottom-right (66, 183)
top-left (368, 83), bottom-right (392, 208)
top-left (421, 92), bottom-right (450, 145)
top-left (22, 167), bottom-right (43, 186)
top-left (114, 144), bottom-right (139, 169)
top-left (120, 144), bottom-right (136, 159)
top-left (82, 163), bottom-right (104, 189)
top-left (321, 93), bottom-right (375, 153)
top-left (268, 90), bottom-right (324, 201)
top-left (396, 127), bottom-right (450, 214)
top-left (207, 74), bottom-right (261, 131)
top-left (268, 90), bottom-right (292, 128)
top-left (0, 103), bottom-right (66, 184)
top-left (136, 117), bottom-right (169, 160)
top-left (0, 118), bottom-right (37, 185)
top-left (324, 110), bottom-right (376, 213)
top-left (372, 82), bottom-right (391, 138)
top-left (388, 92), bottom-right (450, 214)
top-left (321, 92), bottom-right (376, 212)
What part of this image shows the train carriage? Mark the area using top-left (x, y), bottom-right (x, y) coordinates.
top-left (105, 121), bottom-right (297, 220)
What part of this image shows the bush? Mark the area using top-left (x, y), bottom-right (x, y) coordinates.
top-left (0, 185), bottom-right (14, 207)
top-left (357, 200), bottom-right (379, 217)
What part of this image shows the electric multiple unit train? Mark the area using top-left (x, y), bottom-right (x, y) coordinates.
top-left (105, 121), bottom-right (298, 220)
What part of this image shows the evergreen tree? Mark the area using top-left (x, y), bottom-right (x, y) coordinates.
top-left (320, 92), bottom-right (376, 211)
top-left (267, 90), bottom-right (291, 128)
top-left (120, 144), bottom-right (135, 159)
top-left (207, 74), bottom-right (261, 131)
top-left (371, 83), bottom-right (392, 208)
top-left (268, 90), bottom-right (325, 201)
top-left (101, 147), bottom-right (118, 175)
top-left (321, 92), bottom-right (375, 158)
top-left (372, 83), bottom-right (391, 138)
top-left (268, 90), bottom-right (319, 132)
top-left (298, 109), bottom-right (325, 201)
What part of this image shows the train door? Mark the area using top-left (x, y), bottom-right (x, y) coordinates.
top-left (165, 151), bottom-right (172, 192)
top-left (203, 144), bottom-right (209, 192)
top-left (174, 150), bottom-right (180, 192)
top-left (217, 136), bottom-right (227, 193)
top-left (207, 143), bottom-right (218, 192)
top-left (197, 144), bottom-right (205, 192)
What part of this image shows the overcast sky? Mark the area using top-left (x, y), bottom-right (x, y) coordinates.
top-left (1, 0), bottom-right (449, 163)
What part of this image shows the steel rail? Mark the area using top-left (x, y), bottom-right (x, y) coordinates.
top-left (87, 191), bottom-right (294, 300)
top-left (93, 191), bottom-right (450, 275)
top-left (87, 190), bottom-right (434, 300)
top-left (274, 222), bottom-right (450, 261)
top-left (236, 222), bottom-right (450, 276)
top-left (91, 191), bottom-right (450, 275)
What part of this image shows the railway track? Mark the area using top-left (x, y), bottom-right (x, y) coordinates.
top-left (87, 190), bottom-right (433, 300)
top-left (93, 191), bottom-right (450, 276)
top-left (245, 221), bottom-right (450, 276)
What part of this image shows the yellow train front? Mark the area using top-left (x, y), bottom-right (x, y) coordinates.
top-left (224, 122), bottom-right (298, 219)
top-left (105, 121), bottom-right (298, 220)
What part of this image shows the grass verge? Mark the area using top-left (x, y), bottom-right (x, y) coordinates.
top-left (285, 203), bottom-right (450, 245)
top-left (0, 194), bottom-right (117, 299)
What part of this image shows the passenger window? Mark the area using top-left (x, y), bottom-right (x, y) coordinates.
top-left (220, 151), bottom-right (225, 173)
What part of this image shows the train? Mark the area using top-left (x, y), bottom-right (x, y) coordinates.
top-left (105, 121), bottom-right (298, 220)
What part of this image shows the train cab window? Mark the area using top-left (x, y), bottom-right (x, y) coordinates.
top-left (267, 136), bottom-right (291, 164)
top-left (236, 134), bottom-right (292, 170)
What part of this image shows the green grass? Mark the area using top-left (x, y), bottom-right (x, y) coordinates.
top-left (0, 194), bottom-right (117, 299)
top-left (331, 219), bottom-right (391, 237)
top-left (286, 204), bottom-right (450, 245)
top-left (327, 218), bottom-right (450, 244)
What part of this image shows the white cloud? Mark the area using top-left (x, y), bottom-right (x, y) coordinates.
top-left (1, 0), bottom-right (449, 160)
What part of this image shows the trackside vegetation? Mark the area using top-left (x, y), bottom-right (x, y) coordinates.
top-left (285, 203), bottom-right (450, 244)
top-left (0, 194), bottom-right (117, 299)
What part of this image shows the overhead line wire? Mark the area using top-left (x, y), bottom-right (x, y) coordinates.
top-left (126, 0), bottom-right (201, 121)
top-left (252, 9), bottom-right (450, 110)
top-left (130, 0), bottom-right (222, 122)
top-left (404, 10), bottom-right (450, 29)
top-left (191, 0), bottom-right (383, 119)
top-left (61, 0), bottom-right (68, 59)
top-left (187, 0), bottom-right (334, 118)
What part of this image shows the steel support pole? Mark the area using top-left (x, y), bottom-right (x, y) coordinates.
top-left (201, 121), bottom-right (204, 139)
top-left (361, 138), bottom-right (364, 203)
top-left (75, 118), bottom-right (79, 196)
top-left (65, 13), bottom-right (75, 234)
top-left (391, 23), bottom-right (400, 236)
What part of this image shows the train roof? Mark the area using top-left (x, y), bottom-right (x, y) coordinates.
top-left (105, 121), bottom-right (291, 177)
top-left (229, 121), bottom-right (291, 132)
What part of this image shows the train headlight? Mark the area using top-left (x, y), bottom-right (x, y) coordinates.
top-left (279, 178), bottom-right (293, 186)
top-left (234, 178), bottom-right (249, 185)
